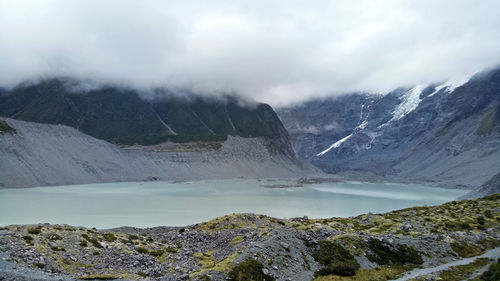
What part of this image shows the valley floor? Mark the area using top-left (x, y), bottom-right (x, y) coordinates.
top-left (1, 194), bottom-right (499, 281)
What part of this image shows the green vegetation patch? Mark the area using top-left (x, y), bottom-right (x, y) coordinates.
top-left (444, 221), bottom-right (473, 231)
top-left (128, 234), bottom-right (139, 240)
top-left (477, 237), bottom-right (500, 250)
top-left (191, 251), bottom-right (238, 276)
top-left (165, 247), bottom-right (179, 253)
top-left (136, 247), bottom-right (149, 254)
top-left (27, 226), bottom-right (42, 235)
top-left (366, 239), bottom-right (423, 265)
top-left (149, 249), bottom-right (165, 257)
top-left (194, 251), bottom-right (217, 269)
top-left (480, 193), bottom-right (500, 202)
top-left (135, 246), bottom-right (173, 261)
top-left (230, 236), bottom-right (245, 245)
top-left (313, 240), bottom-right (360, 277)
top-left (450, 241), bottom-right (484, 258)
top-left (477, 258), bottom-right (500, 281)
top-left (101, 233), bottom-right (117, 242)
top-left (22, 235), bottom-right (34, 244)
top-left (51, 246), bottom-right (66, 252)
top-left (334, 236), bottom-right (366, 256)
top-left (198, 275), bottom-right (211, 281)
top-left (81, 234), bottom-right (103, 248)
top-left (228, 259), bottom-right (275, 281)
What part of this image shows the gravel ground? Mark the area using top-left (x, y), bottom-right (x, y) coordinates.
top-left (0, 252), bottom-right (77, 281)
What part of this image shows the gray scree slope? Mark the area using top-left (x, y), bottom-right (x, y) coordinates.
top-left (0, 118), bottom-right (317, 188)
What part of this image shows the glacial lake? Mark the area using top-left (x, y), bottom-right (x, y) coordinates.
top-left (0, 179), bottom-right (468, 228)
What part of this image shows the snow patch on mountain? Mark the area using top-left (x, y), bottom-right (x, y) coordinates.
top-left (316, 134), bottom-right (352, 156)
top-left (445, 75), bottom-right (473, 92)
top-left (391, 85), bottom-right (425, 121)
top-left (428, 83), bottom-right (449, 97)
top-left (429, 75), bottom-right (472, 97)
top-left (356, 120), bottom-right (368, 130)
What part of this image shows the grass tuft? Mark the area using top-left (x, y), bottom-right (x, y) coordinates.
top-left (228, 259), bottom-right (275, 281)
top-left (313, 240), bottom-right (360, 277)
top-left (450, 241), bottom-right (484, 258)
top-left (28, 226), bottom-right (42, 235)
top-left (366, 239), bottom-right (423, 265)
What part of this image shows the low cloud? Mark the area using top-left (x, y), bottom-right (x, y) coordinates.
top-left (1, 0), bottom-right (499, 105)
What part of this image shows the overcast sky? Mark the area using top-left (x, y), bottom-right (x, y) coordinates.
top-left (1, 0), bottom-right (499, 105)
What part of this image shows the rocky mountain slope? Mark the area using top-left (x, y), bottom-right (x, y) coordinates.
top-left (0, 194), bottom-right (499, 281)
top-left (0, 79), bottom-right (291, 148)
top-left (0, 118), bottom-right (314, 188)
top-left (278, 68), bottom-right (500, 188)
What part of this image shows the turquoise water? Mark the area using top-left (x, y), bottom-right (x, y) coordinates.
top-left (0, 179), bottom-right (467, 228)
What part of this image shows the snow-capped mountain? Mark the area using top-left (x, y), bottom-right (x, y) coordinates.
top-left (278, 68), bottom-right (500, 188)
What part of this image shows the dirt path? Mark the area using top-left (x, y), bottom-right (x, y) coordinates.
top-left (391, 247), bottom-right (500, 281)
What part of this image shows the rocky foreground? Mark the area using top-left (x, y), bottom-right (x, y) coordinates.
top-left (1, 194), bottom-right (499, 281)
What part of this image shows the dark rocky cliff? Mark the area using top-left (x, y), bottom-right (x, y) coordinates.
top-left (0, 79), bottom-right (293, 158)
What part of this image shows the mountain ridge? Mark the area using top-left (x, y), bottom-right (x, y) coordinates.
top-left (0, 78), bottom-right (290, 147)
top-left (278, 68), bottom-right (500, 188)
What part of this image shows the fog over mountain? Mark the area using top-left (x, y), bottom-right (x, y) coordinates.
top-left (1, 0), bottom-right (500, 105)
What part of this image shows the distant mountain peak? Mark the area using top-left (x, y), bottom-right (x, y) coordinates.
top-left (278, 67), bottom-right (500, 188)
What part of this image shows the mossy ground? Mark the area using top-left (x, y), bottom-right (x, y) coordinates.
top-left (191, 251), bottom-right (238, 276)
top-left (292, 194), bottom-right (500, 239)
top-left (230, 236), bottom-right (245, 245)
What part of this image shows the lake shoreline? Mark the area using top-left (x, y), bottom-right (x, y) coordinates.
top-left (0, 174), bottom-right (477, 191)
top-left (0, 179), bottom-right (467, 229)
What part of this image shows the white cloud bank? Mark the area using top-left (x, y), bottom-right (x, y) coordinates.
top-left (1, 0), bottom-right (499, 105)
